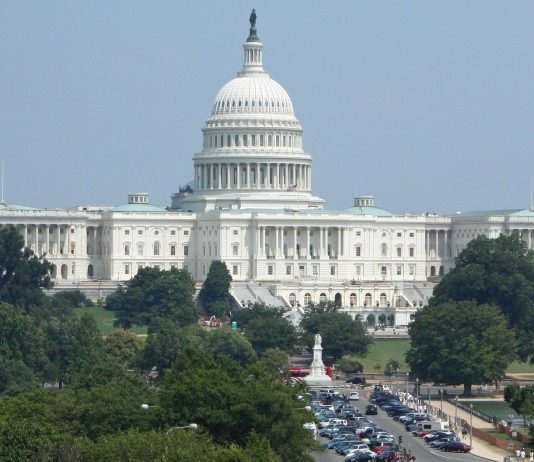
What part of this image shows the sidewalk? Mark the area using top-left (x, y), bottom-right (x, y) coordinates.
top-left (429, 399), bottom-right (508, 461)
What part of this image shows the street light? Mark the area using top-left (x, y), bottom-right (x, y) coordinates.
top-left (406, 372), bottom-right (409, 396)
top-left (454, 395), bottom-right (458, 431)
top-left (396, 368), bottom-right (399, 395)
top-left (295, 406), bottom-right (312, 412)
top-left (440, 389), bottom-right (443, 414)
top-left (140, 403), bottom-right (159, 410)
top-left (469, 403), bottom-right (473, 449)
top-left (507, 414), bottom-right (513, 460)
top-left (415, 378), bottom-right (419, 403)
top-left (166, 424), bottom-right (198, 434)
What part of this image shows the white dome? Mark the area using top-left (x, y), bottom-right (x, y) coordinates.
top-left (211, 74), bottom-right (295, 117)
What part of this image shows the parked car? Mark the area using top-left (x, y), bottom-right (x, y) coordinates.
top-left (349, 391), bottom-right (360, 401)
top-left (440, 441), bottom-right (471, 453)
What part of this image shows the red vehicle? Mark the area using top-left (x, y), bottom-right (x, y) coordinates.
top-left (440, 441), bottom-right (471, 453)
top-left (289, 367), bottom-right (310, 377)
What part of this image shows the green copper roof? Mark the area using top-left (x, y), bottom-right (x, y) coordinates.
top-left (112, 203), bottom-right (167, 212)
top-left (458, 209), bottom-right (534, 217)
top-left (0, 201), bottom-right (37, 211)
top-left (343, 206), bottom-right (394, 217)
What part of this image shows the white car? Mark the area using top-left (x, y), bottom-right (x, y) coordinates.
top-left (349, 391), bottom-right (360, 401)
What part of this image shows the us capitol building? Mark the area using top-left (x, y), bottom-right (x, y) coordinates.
top-left (2, 13), bottom-right (534, 325)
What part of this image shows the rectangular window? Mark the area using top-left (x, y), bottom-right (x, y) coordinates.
top-left (234, 135), bottom-right (239, 146)
top-left (125, 264), bottom-right (130, 275)
top-left (355, 246), bottom-right (361, 257)
top-left (409, 247), bottom-right (415, 257)
top-left (137, 264), bottom-right (143, 272)
top-left (184, 230), bottom-right (189, 236)
top-left (312, 265), bottom-right (318, 276)
top-left (397, 247), bottom-right (402, 257)
top-left (171, 230), bottom-right (176, 235)
top-left (233, 265), bottom-right (239, 276)
top-left (138, 229), bottom-right (143, 235)
top-left (397, 232), bottom-right (402, 237)
top-left (409, 265), bottom-right (415, 276)
top-left (232, 245), bottom-right (239, 256)
top-left (70, 242), bottom-right (75, 255)
top-left (268, 265), bottom-right (273, 275)
top-left (125, 245), bottom-right (130, 256)
top-left (243, 135), bottom-right (248, 146)
top-left (330, 265), bottom-right (336, 276)
top-left (170, 245), bottom-right (176, 256)
top-left (183, 264), bottom-right (188, 272)
top-left (125, 230), bottom-right (130, 235)
top-left (410, 232), bottom-right (414, 238)
top-left (381, 266), bottom-right (387, 276)
top-left (354, 265), bottom-right (362, 276)
top-left (396, 265), bottom-right (402, 276)
top-left (356, 231), bottom-right (361, 236)
top-left (183, 245), bottom-right (189, 256)
top-left (251, 134), bottom-right (256, 146)
top-left (286, 265), bottom-right (292, 275)
top-left (233, 229), bottom-right (238, 235)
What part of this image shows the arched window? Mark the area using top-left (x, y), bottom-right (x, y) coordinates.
top-left (289, 293), bottom-right (296, 307)
top-left (268, 134), bottom-right (272, 146)
top-left (334, 293), bottom-right (342, 306)
top-left (430, 266), bottom-right (436, 276)
top-left (367, 314), bottom-right (375, 326)
top-left (137, 243), bottom-right (144, 256)
top-left (50, 264), bottom-right (57, 279)
top-left (304, 293), bottom-right (312, 306)
top-left (439, 266), bottom-right (444, 276)
top-left (260, 134), bottom-right (264, 146)
top-left (381, 243), bottom-right (388, 257)
top-left (365, 293), bottom-right (372, 306)
top-left (380, 293), bottom-right (387, 306)
top-left (87, 264), bottom-right (94, 278)
top-left (319, 293), bottom-right (327, 303)
top-left (276, 135), bottom-right (280, 146)
top-left (61, 264), bottom-right (68, 279)
top-left (153, 241), bottom-right (160, 256)
top-left (350, 293), bottom-right (357, 306)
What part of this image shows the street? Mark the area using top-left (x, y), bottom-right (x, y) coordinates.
top-left (310, 390), bottom-right (493, 462)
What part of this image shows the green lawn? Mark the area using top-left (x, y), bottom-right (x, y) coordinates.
top-left (351, 338), bottom-right (534, 375)
top-left (73, 305), bottom-right (147, 336)
top-left (463, 400), bottom-right (515, 421)
top-left (356, 338), bottom-right (410, 373)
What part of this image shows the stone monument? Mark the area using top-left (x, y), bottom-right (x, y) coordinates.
top-left (304, 334), bottom-right (332, 386)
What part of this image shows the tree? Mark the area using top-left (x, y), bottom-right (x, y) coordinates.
top-left (199, 261), bottom-right (232, 317)
top-left (106, 267), bottom-right (198, 328)
top-left (159, 349), bottom-right (315, 462)
top-left (432, 234), bottom-right (534, 362)
top-left (338, 356), bottom-right (364, 374)
top-left (300, 302), bottom-right (372, 362)
top-left (104, 330), bottom-right (144, 368)
top-left (204, 328), bottom-right (257, 366)
top-left (504, 383), bottom-right (534, 432)
top-left (0, 225), bottom-right (51, 308)
top-left (406, 301), bottom-right (517, 395)
top-left (232, 303), bottom-right (298, 355)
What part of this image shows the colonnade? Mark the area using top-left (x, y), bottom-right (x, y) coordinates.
top-left (425, 229), bottom-right (451, 259)
top-left (254, 225), bottom-right (350, 259)
top-left (195, 162), bottom-right (311, 191)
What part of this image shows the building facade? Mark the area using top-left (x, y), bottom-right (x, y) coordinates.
top-left (2, 16), bottom-right (534, 325)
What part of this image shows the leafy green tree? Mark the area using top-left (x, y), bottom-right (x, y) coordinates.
top-left (141, 322), bottom-right (206, 373)
top-left (300, 302), bottom-right (372, 362)
top-left (384, 359), bottom-right (401, 377)
top-left (504, 383), bottom-right (534, 431)
top-left (406, 301), bottom-right (517, 395)
top-left (199, 261), bottom-right (232, 317)
top-left (51, 289), bottom-right (93, 308)
top-left (159, 349), bottom-right (315, 462)
top-left (205, 328), bottom-right (257, 366)
top-left (232, 303), bottom-right (298, 355)
top-left (338, 356), bottom-right (364, 374)
top-left (432, 234), bottom-right (534, 362)
top-left (0, 225), bottom-right (51, 308)
top-left (106, 267), bottom-right (198, 328)
top-left (104, 330), bottom-right (144, 368)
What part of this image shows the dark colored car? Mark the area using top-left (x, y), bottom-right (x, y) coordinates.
top-left (440, 441), bottom-right (471, 453)
top-left (375, 448), bottom-right (399, 461)
top-left (346, 376), bottom-right (367, 385)
top-left (365, 404), bottom-right (378, 415)
top-left (345, 452), bottom-right (377, 462)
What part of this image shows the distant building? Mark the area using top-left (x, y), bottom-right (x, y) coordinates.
top-left (2, 15), bottom-right (534, 325)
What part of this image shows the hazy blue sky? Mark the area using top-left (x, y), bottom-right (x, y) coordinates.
top-left (2, 1), bottom-right (533, 214)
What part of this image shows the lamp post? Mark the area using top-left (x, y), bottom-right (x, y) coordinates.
top-left (166, 424), bottom-right (198, 434)
top-left (469, 403), bottom-right (473, 449)
top-left (454, 395), bottom-right (458, 431)
top-left (415, 378), bottom-right (419, 404)
top-left (396, 368), bottom-right (399, 395)
top-left (507, 414), bottom-right (513, 460)
top-left (406, 372), bottom-right (409, 396)
top-left (440, 389), bottom-right (443, 414)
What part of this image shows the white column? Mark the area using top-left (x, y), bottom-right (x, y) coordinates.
top-left (320, 226), bottom-right (324, 257)
top-left (46, 225), bottom-right (50, 254)
top-left (293, 227), bottom-right (297, 259)
top-left (267, 163), bottom-right (272, 189)
top-left (24, 225), bottom-right (28, 248)
top-left (226, 164), bottom-right (231, 189)
top-left (57, 226), bottom-right (61, 255)
top-left (281, 227), bottom-right (285, 258)
top-left (217, 163), bottom-right (222, 189)
top-left (276, 164), bottom-right (280, 189)
top-left (275, 226), bottom-right (279, 256)
top-left (246, 163), bottom-right (250, 188)
top-left (236, 164), bottom-right (241, 189)
top-left (306, 227), bottom-right (310, 259)
top-left (261, 227), bottom-right (266, 256)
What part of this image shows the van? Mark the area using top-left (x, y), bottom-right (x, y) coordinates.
top-left (349, 391), bottom-right (360, 401)
top-left (414, 420), bottom-right (449, 434)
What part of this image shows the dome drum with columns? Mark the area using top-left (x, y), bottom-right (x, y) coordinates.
top-left (171, 15), bottom-right (323, 212)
